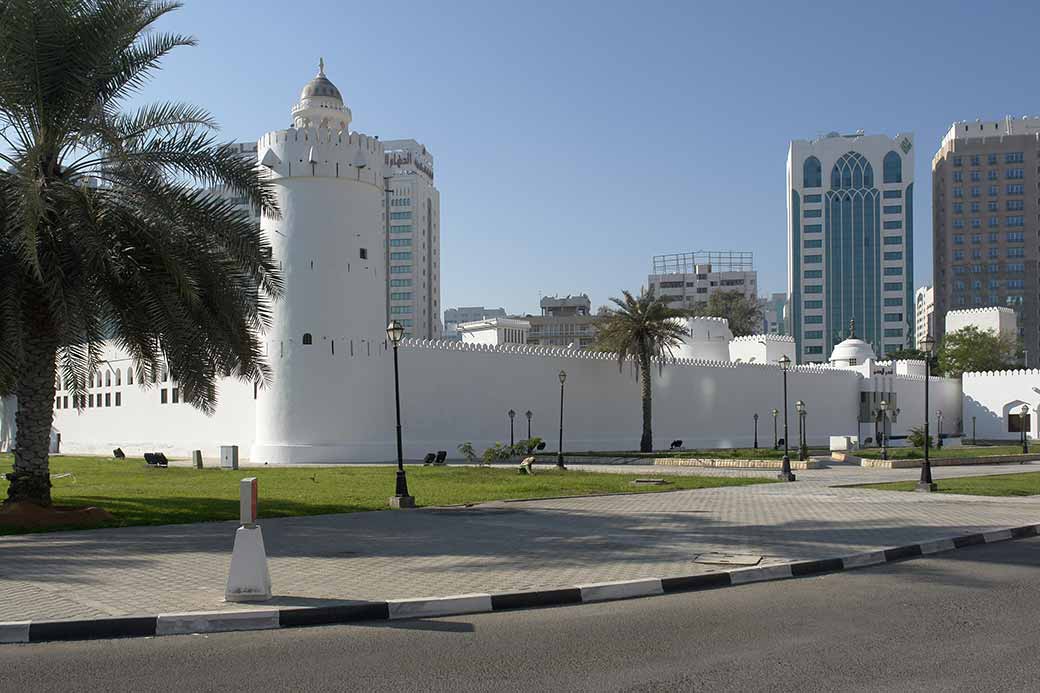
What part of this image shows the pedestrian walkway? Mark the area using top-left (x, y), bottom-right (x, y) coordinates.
top-left (1, 463), bottom-right (1037, 622)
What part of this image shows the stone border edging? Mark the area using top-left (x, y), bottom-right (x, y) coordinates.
top-left (3, 523), bottom-right (1038, 645)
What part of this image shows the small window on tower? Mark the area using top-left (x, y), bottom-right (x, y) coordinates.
top-left (359, 248), bottom-right (368, 260)
top-left (303, 333), bottom-right (313, 345)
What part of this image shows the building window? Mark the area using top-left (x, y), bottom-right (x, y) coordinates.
top-left (127, 368), bottom-right (134, 385)
top-left (804, 300), bottom-right (822, 309)
top-left (390, 252), bottom-right (412, 260)
top-left (806, 346), bottom-right (823, 355)
top-left (1008, 248), bottom-right (1025, 258)
top-left (804, 209), bottom-right (821, 218)
top-left (389, 224), bottom-right (413, 234)
top-left (389, 265), bottom-right (412, 274)
top-left (390, 306), bottom-right (413, 314)
top-left (389, 238), bottom-right (412, 246)
top-left (805, 315), bottom-right (823, 324)
top-left (1007, 232), bottom-right (1025, 243)
top-left (302, 333), bottom-right (312, 345)
top-left (172, 388), bottom-right (179, 404)
top-left (1005, 152), bottom-right (1025, 163)
top-left (803, 156), bottom-right (822, 188)
top-left (389, 279), bottom-right (412, 287)
top-left (1009, 412), bottom-right (1031, 433)
top-left (804, 255), bottom-right (822, 264)
top-left (884, 282), bottom-right (903, 291)
top-left (884, 328), bottom-right (903, 337)
top-left (883, 267), bottom-right (902, 276)
top-left (161, 389), bottom-right (168, 404)
top-left (1006, 184), bottom-right (1024, 195)
top-left (884, 251), bottom-right (903, 261)
top-left (883, 236), bottom-right (902, 245)
top-left (804, 239), bottom-right (822, 248)
top-left (390, 211), bottom-right (412, 220)
top-left (884, 313), bottom-right (903, 322)
top-left (105, 393), bottom-right (111, 407)
top-left (884, 220), bottom-right (902, 230)
top-left (804, 224), bottom-right (822, 233)
top-left (883, 189), bottom-right (902, 199)
top-left (390, 292), bottom-right (413, 300)
top-left (1006, 168), bottom-right (1024, 179)
top-left (804, 270), bottom-right (822, 279)
top-left (883, 205), bottom-right (902, 215)
top-left (884, 297), bottom-right (903, 307)
top-left (359, 248), bottom-right (368, 260)
top-left (804, 330), bottom-right (823, 339)
top-left (804, 194), bottom-right (822, 203)
top-left (105, 371), bottom-right (111, 386)
top-left (115, 392), bottom-right (121, 407)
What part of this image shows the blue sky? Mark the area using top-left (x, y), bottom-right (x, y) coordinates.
top-left (141, 0), bottom-right (1038, 315)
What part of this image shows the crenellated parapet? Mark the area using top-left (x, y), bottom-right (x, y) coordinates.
top-left (257, 127), bottom-right (385, 188)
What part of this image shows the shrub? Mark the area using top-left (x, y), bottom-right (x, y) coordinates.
top-left (457, 442), bottom-right (478, 465)
top-left (907, 426), bottom-right (934, 449)
top-left (481, 443), bottom-right (513, 466)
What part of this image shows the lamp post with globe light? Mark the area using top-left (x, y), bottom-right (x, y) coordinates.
top-left (753, 413), bottom-right (759, 449)
top-left (1021, 404), bottom-right (1030, 454)
top-left (777, 355), bottom-right (795, 481)
top-left (771, 408), bottom-right (779, 449)
top-left (917, 335), bottom-right (937, 492)
top-left (879, 400), bottom-right (889, 461)
top-left (508, 409), bottom-right (516, 447)
top-left (557, 370), bottom-right (567, 469)
top-left (525, 410), bottom-right (532, 439)
top-left (386, 320), bottom-right (414, 508)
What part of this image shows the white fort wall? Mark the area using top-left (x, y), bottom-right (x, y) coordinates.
top-left (962, 369), bottom-right (1040, 441)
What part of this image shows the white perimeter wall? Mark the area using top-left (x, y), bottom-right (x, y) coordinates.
top-left (38, 340), bottom-right (964, 462)
top-left (963, 369), bottom-right (1040, 441)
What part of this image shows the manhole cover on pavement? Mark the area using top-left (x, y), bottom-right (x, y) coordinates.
top-left (693, 553), bottom-right (762, 566)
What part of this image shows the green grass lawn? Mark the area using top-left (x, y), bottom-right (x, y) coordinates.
top-left (858, 471), bottom-right (1040, 497)
top-left (857, 444), bottom-right (1034, 461)
top-left (537, 447), bottom-right (824, 461)
top-left (0, 454), bottom-right (772, 534)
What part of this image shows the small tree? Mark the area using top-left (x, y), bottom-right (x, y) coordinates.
top-left (690, 291), bottom-right (764, 337)
top-left (457, 442), bottom-right (478, 465)
top-left (937, 326), bottom-right (1019, 378)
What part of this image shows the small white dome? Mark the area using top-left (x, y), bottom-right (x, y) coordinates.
top-left (829, 337), bottom-right (876, 365)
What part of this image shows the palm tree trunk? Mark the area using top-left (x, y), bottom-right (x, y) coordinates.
top-left (5, 300), bottom-right (58, 507)
top-left (639, 352), bottom-right (653, 453)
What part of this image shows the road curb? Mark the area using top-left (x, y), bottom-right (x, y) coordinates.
top-left (3, 522), bottom-right (1038, 644)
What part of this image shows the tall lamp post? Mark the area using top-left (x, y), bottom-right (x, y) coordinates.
top-left (753, 413), bottom-right (759, 449)
top-left (972, 415), bottom-right (977, 445)
top-left (795, 401), bottom-right (805, 461)
top-left (918, 335), bottom-right (937, 492)
top-left (879, 400), bottom-right (889, 461)
top-left (508, 409), bottom-right (516, 447)
top-left (557, 370), bottom-right (567, 469)
top-left (1021, 404), bottom-right (1030, 454)
top-left (525, 410), bottom-right (532, 439)
top-left (777, 355), bottom-right (795, 482)
top-left (771, 409), bottom-right (779, 449)
top-left (936, 410), bottom-right (944, 449)
top-left (386, 320), bottom-right (414, 508)
top-left (799, 402), bottom-right (809, 461)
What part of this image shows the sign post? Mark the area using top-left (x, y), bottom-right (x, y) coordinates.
top-left (224, 477), bottom-right (272, 602)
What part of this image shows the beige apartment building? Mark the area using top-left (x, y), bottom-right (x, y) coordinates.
top-left (932, 117), bottom-right (1040, 365)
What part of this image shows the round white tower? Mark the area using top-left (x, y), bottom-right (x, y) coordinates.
top-left (673, 316), bottom-right (733, 362)
top-left (251, 62), bottom-right (393, 463)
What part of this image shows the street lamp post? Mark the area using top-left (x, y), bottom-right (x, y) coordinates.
top-left (771, 409), bottom-right (779, 450)
top-left (918, 335), bottom-right (937, 492)
top-left (386, 320), bottom-right (414, 508)
top-left (508, 409), bottom-right (516, 447)
top-left (1021, 404), bottom-right (1030, 454)
top-left (525, 410), bottom-right (532, 439)
top-left (972, 416), bottom-right (976, 445)
top-left (753, 413), bottom-right (759, 449)
top-left (795, 400), bottom-right (805, 461)
top-left (936, 410), bottom-right (944, 449)
top-left (557, 370), bottom-right (567, 469)
top-left (777, 355), bottom-right (795, 482)
top-left (879, 400), bottom-right (888, 461)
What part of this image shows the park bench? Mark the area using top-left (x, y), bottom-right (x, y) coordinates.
top-left (434, 450), bottom-right (447, 465)
top-left (143, 452), bottom-right (168, 468)
top-left (422, 452), bottom-right (436, 466)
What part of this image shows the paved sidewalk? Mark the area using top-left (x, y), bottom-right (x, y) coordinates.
top-left (1, 463), bottom-right (1038, 622)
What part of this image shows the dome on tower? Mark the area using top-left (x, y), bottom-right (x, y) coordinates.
top-left (828, 319), bottom-right (875, 366)
top-left (291, 58), bottom-right (351, 131)
top-left (300, 72), bottom-right (342, 102)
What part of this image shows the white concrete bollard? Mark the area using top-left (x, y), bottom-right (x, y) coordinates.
top-left (224, 477), bottom-right (272, 602)
top-left (220, 445), bottom-right (239, 470)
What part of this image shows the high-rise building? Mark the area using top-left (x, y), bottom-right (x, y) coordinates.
top-left (383, 139), bottom-right (441, 339)
top-left (787, 131), bottom-right (915, 363)
top-left (915, 286), bottom-right (935, 350)
top-left (647, 251), bottom-right (758, 310)
top-left (761, 292), bottom-right (788, 335)
top-left (523, 294), bottom-right (599, 348)
top-left (932, 116), bottom-right (1040, 364)
top-left (443, 306), bottom-right (508, 339)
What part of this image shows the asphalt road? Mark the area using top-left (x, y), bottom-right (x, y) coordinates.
top-left (3, 537), bottom-right (1040, 692)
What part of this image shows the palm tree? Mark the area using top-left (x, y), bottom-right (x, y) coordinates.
top-left (595, 288), bottom-right (689, 452)
top-left (0, 0), bottom-right (281, 506)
